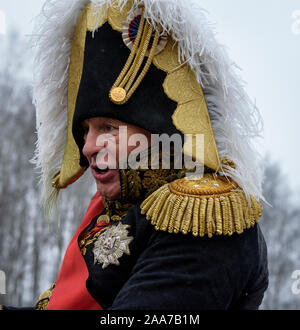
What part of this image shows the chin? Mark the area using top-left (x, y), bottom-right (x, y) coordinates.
top-left (96, 182), bottom-right (120, 201)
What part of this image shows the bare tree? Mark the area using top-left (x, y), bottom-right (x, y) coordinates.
top-left (0, 31), bottom-right (94, 307)
top-left (260, 156), bottom-right (300, 309)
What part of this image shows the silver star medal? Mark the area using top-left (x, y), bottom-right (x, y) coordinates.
top-left (92, 222), bottom-right (133, 269)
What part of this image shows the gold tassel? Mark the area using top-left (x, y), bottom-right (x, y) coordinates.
top-left (140, 174), bottom-right (263, 238)
top-left (192, 198), bottom-right (200, 236)
top-left (181, 197), bottom-right (194, 234)
top-left (199, 198), bottom-right (207, 237)
top-left (168, 195), bottom-right (184, 233)
top-left (109, 8), bottom-right (162, 105)
top-left (214, 198), bottom-right (223, 235)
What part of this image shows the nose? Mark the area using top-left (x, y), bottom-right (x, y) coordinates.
top-left (82, 129), bottom-right (102, 164)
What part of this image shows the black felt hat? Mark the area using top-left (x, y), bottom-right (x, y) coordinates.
top-left (72, 21), bottom-right (181, 167)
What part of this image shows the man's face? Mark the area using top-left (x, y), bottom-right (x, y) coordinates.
top-left (82, 117), bottom-right (151, 201)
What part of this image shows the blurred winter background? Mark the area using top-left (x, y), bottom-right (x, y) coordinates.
top-left (0, 0), bottom-right (300, 309)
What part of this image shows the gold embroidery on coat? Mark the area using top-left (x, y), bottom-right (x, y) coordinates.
top-left (34, 283), bottom-right (56, 310)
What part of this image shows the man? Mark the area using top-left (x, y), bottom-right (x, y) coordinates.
top-left (3, 0), bottom-right (269, 310)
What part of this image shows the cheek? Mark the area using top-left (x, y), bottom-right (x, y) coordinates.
top-left (126, 135), bottom-right (150, 156)
top-left (117, 127), bottom-right (151, 160)
top-left (127, 144), bottom-right (139, 156)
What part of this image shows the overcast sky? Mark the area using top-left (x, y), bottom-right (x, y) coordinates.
top-left (0, 0), bottom-right (300, 195)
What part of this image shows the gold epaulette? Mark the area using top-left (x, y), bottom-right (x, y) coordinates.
top-left (140, 174), bottom-right (262, 238)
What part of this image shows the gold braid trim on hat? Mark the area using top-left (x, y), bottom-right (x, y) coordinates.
top-left (140, 174), bottom-right (262, 238)
top-left (110, 9), bottom-right (162, 104)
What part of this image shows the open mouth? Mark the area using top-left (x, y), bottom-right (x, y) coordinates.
top-left (94, 167), bottom-right (109, 174)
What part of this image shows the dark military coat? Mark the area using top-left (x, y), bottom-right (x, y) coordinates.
top-left (83, 202), bottom-right (268, 310)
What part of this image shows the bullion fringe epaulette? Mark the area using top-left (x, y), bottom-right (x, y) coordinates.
top-left (140, 174), bottom-right (262, 238)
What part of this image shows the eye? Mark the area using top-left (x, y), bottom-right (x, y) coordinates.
top-left (105, 124), bottom-right (115, 132)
